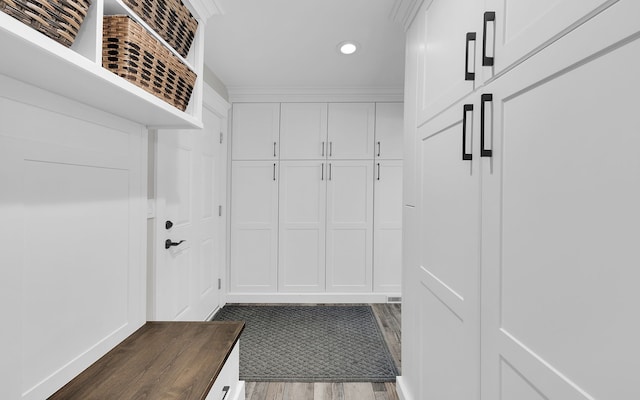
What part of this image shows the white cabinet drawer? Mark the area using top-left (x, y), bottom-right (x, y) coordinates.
top-left (206, 342), bottom-right (243, 400)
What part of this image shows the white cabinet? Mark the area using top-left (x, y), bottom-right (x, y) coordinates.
top-left (327, 103), bottom-right (375, 159)
top-left (416, 95), bottom-right (481, 400)
top-left (374, 103), bottom-right (404, 160)
top-left (480, 3), bottom-right (640, 399)
top-left (279, 103), bottom-right (328, 160)
top-left (373, 160), bottom-right (403, 293)
top-left (417, 0), bottom-right (483, 124)
top-left (231, 103), bottom-right (280, 160)
top-left (326, 161), bottom-right (374, 292)
top-left (401, 1), bottom-right (640, 400)
top-left (483, 0), bottom-right (613, 78)
top-left (278, 161), bottom-right (327, 292)
top-left (230, 161), bottom-right (279, 292)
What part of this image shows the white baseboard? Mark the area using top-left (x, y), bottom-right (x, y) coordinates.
top-left (224, 292), bottom-right (398, 304)
top-left (396, 376), bottom-right (415, 400)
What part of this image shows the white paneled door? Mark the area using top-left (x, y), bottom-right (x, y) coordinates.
top-left (418, 95), bottom-right (481, 400)
top-left (155, 107), bottom-right (223, 321)
top-left (230, 161), bottom-right (279, 292)
top-left (373, 160), bottom-right (403, 293)
top-left (481, 3), bottom-right (640, 399)
top-left (279, 103), bottom-right (328, 160)
top-left (326, 160), bottom-right (374, 292)
top-left (278, 161), bottom-right (327, 292)
top-left (374, 103), bottom-right (404, 160)
top-left (327, 103), bottom-right (375, 160)
top-left (231, 103), bottom-right (280, 160)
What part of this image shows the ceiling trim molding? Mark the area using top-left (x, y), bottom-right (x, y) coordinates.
top-left (390, 0), bottom-right (425, 31)
top-left (228, 86), bottom-right (404, 103)
top-left (189, 0), bottom-right (223, 21)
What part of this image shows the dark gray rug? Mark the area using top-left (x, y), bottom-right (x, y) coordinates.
top-left (212, 305), bottom-right (398, 382)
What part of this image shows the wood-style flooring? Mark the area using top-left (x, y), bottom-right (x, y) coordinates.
top-left (242, 303), bottom-right (401, 400)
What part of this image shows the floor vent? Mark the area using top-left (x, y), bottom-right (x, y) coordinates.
top-left (387, 296), bottom-right (402, 303)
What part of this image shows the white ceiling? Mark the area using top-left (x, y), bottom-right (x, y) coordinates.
top-left (203, 0), bottom-right (406, 93)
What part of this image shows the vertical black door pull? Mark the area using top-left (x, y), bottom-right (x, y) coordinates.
top-left (465, 32), bottom-right (476, 81)
top-left (377, 141), bottom-right (381, 157)
top-left (483, 11), bottom-right (496, 66)
top-left (462, 104), bottom-right (473, 161)
top-left (377, 163), bottom-right (381, 180)
top-left (322, 141), bottom-right (325, 157)
top-left (329, 163), bottom-right (332, 181)
top-left (329, 142), bottom-right (333, 157)
top-left (273, 163), bottom-right (276, 181)
top-left (321, 163), bottom-right (325, 180)
top-left (273, 142), bottom-right (277, 157)
top-left (481, 93), bottom-right (493, 157)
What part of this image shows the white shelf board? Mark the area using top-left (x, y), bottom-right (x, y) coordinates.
top-left (0, 12), bottom-right (202, 129)
top-left (103, 0), bottom-right (196, 71)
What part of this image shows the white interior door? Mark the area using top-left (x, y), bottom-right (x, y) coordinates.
top-left (154, 109), bottom-right (222, 321)
top-left (417, 95), bottom-right (480, 400)
top-left (325, 160), bottom-right (374, 292)
top-left (230, 161), bottom-right (279, 292)
top-left (481, 4), bottom-right (640, 399)
top-left (373, 160), bottom-right (403, 293)
top-left (278, 161), bottom-right (327, 292)
top-left (279, 103), bottom-right (328, 160)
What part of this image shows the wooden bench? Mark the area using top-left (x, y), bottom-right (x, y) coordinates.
top-left (49, 321), bottom-right (245, 400)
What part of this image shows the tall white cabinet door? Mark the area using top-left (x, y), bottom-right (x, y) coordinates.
top-left (278, 161), bottom-right (327, 292)
top-left (417, 0), bottom-right (482, 124)
top-left (481, 5), bottom-right (640, 400)
top-left (373, 160), bottom-right (403, 293)
top-left (280, 103), bottom-right (328, 160)
top-left (374, 103), bottom-right (404, 160)
top-left (483, 0), bottom-right (614, 78)
top-left (326, 161), bottom-right (374, 292)
top-left (327, 103), bottom-right (375, 160)
top-left (417, 96), bottom-right (480, 400)
top-left (231, 103), bottom-right (280, 160)
top-left (230, 161), bottom-right (279, 292)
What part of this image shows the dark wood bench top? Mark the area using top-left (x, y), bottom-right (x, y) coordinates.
top-left (49, 321), bottom-right (245, 400)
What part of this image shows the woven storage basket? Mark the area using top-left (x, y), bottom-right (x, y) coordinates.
top-left (0, 0), bottom-right (91, 47)
top-left (103, 15), bottom-right (197, 112)
top-left (121, 0), bottom-right (197, 58)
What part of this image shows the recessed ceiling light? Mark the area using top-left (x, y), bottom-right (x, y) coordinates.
top-left (338, 41), bottom-right (358, 55)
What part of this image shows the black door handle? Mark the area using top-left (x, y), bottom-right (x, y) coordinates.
top-left (483, 11), bottom-right (496, 66)
top-left (481, 93), bottom-right (493, 157)
top-left (462, 104), bottom-right (473, 161)
top-left (465, 32), bottom-right (476, 81)
top-left (165, 239), bottom-right (185, 249)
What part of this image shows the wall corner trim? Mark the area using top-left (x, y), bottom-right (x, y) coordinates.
top-left (390, 0), bottom-right (425, 31)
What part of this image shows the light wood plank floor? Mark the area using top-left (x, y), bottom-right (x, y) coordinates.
top-left (242, 303), bottom-right (401, 400)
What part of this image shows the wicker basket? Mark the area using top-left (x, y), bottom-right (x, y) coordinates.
top-left (121, 0), bottom-right (197, 58)
top-left (0, 0), bottom-right (91, 47)
top-left (102, 15), bottom-right (197, 112)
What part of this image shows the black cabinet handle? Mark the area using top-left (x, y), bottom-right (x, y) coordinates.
top-left (377, 141), bottom-right (381, 157)
top-left (273, 142), bottom-right (277, 157)
top-left (329, 163), bottom-right (332, 180)
top-left (321, 163), bottom-right (325, 180)
top-left (322, 141), bottom-right (325, 157)
top-left (273, 163), bottom-right (276, 181)
top-left (481, 93), bottom-right (493, 157)
top-left (221, 386), bottom-right (230, 400)
top-left (465, 32), bottom-right (476, 81)
top-left (483, 11), bottom-right (496, 66)
top-left (377, 163), bottom-right (381, 180)
top-left (462, 104), bottom-right (473, 161)
top-left (165, 239), bottom-right (185, 249)
top-left (329, 142), bottom-right (333, 157)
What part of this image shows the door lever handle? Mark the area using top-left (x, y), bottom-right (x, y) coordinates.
top-left (165, 239), bottom-right (186, 249)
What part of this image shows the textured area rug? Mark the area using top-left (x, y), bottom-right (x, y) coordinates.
top-left (212, 305), bottom-right (399, 382)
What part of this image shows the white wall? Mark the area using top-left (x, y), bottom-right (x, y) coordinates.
top-left (0, 75), bottom-right (148, 399)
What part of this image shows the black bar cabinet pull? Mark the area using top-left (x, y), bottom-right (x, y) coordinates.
top-left (273, 142), bottom-right (277, 157)
top-left (329, 163), bottom-right (332, 180)
top-left (329, 142), bottom-right (333, 157)
top-left (322, 141), bottom-right (325, 157)
top-left (481, 93), bottom-right (493, 157)
top-left (377, 141), bottom-right (381, 157)
top-left (465, 32), bottom-right (476, 81)
top-left (321, 163), bottom-right (324, 180)
top-left (462, 104), bottom-right (473, 161)
top-left (377, 163), bottom-right (381, 180)
top-left (483, 11), bottom-right (496, 66)
top-left (273, 163), bottom-right (276, 180)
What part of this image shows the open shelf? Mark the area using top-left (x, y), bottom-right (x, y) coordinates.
top-left (0, 6), bottom-right (203, 129)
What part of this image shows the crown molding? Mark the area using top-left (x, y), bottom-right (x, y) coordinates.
top-left (227, 86), bottom-right (404, 103)
top-left (390, 0), bottom-right (425, 31)
top-left (189, 0), bottom-right (224, 21)
top-left (203, 83), bottom-right (231, 118)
